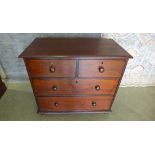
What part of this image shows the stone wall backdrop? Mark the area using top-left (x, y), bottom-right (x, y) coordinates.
top-left (102, 33), bottom-right (155, 86)
top-left (0, 33), bottom-right (100, 80)
top-left (1, 33), bottom-right (155, 87)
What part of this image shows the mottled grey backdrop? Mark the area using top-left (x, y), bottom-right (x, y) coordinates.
top-left (102, 33), bottom-right (155, 86)
top-left (0, 33), bottom-right (100, 80)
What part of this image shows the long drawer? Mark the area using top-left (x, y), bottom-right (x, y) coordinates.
top-left (32, 79), bottom-right (119, 96)
top-left (37, 96), bottom-right (113, 112)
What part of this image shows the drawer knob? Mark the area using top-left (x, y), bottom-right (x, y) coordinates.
top-left (99, 66), bottom-right (104, 73)
top-left (52, 85), bottom-right (58, 91)
top-left (50, 65), bottom-right (55, 73)
top-left (95, 85), bottom-right (100, 91)
top-left (54, 102), bottom-right (59, 107)
top-left (92, 101), bottom-right (96, 107)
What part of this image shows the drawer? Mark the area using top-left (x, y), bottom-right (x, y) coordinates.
top-left (37, 96), bottom-right (113, 112)
top-left (26, 59), bottom-right (76, 77)
top-left (32, 79), bottom-right (118, 96)
top-left (79, 60), bottom-right (125, 78)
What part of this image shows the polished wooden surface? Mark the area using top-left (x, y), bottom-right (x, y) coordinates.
top-left (32, 79), bottom-right (119, 96)
top-left (19, 38), bottom-right (133, 59)
top-left (79, 59), bottom-right (125, 78)
top-left (19, 38), bottom-right (132, 113)
top-left (37, 96), bottom-right (113, 112)
top-left (26, 59), bottom-right (76, 77)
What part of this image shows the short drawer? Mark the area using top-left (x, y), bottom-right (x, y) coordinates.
top-left (32, 79), bottom-right (118, 96)
top-left (78, 59), bottom-right (125, 78)
top-left (37, 96), bottom-right (113, 112)
top-left (26, 59), bottom-right (76, 77)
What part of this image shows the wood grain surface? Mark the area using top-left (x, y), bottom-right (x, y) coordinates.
top-left (26, 59), bottom-right (76, 78)
top-left (37, 96), bottom-right (113, 112)
top-left (19, 38), bottom-right (133, 59)
top-left (32, 78), bottom-right (119, 96)
top-left (79, 59), bottom-right (125, 78)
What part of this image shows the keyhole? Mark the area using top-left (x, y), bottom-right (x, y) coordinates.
top-left (101, 61), bottom-right (103, 64)
top-left (75, 80), bottom-right (78, 83)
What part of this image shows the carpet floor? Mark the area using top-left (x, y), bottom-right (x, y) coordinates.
top-left (0, 82), bottom-right (155, 121)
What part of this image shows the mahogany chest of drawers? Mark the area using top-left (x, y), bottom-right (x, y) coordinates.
top-left (19, 38), bottom-right (132, 114)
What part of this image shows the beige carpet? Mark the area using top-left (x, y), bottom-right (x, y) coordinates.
top-left (0, 82), bottom-right (155, 121)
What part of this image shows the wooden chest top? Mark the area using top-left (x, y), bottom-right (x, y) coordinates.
top-left (19, 38), bottom-right (132, 59)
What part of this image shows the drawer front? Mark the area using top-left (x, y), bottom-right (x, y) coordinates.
top-left (37, 96), bottom-right (112, 112)
top-left (32, 79), bottom-right (118, 96)
top-left (79, 60), bottom-right (125, 78)
top-left (26, 59), bottom-right (76, 77)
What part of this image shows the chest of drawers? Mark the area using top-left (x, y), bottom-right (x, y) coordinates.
top-left (19, 38), bottom-right (132, 114)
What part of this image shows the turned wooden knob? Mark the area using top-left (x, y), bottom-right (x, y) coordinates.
top-left (95, 85), bottom-right (100, 91)
top-left (92, 101), bottom-right (96, 107)
top-left (52, 85), bottom-right (57, 91)
top-left (99, 66), bottom-right (104, 73)
top-left (54, 102), bottom-right (59, 107)
top-left (49, 65), bottom-right (55, 73)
